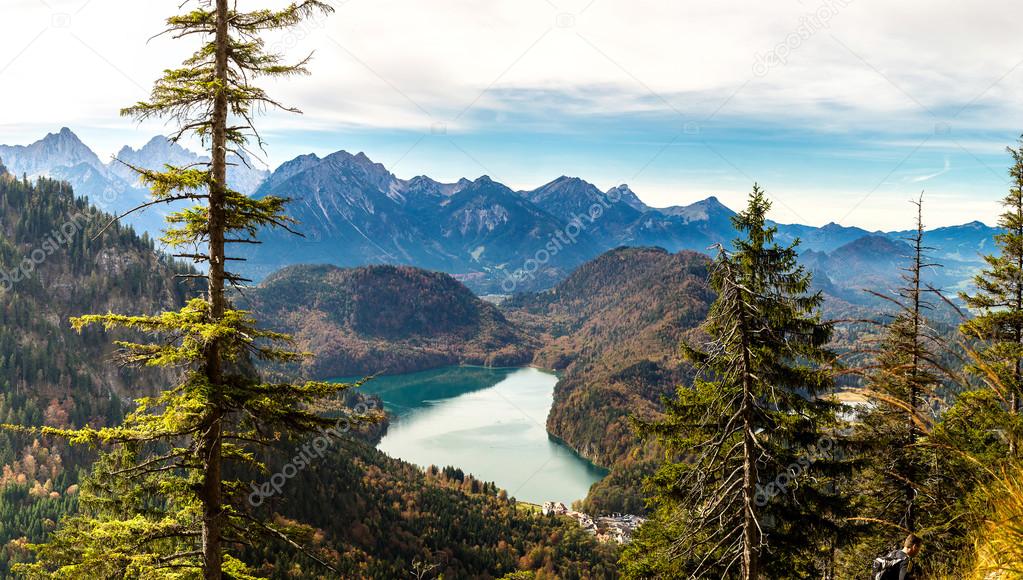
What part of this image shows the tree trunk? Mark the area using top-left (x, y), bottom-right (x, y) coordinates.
top-left (201, 0), bottom-right (229, 577)
top-left (1014, 204), bottom-right (1022, 457)
top-left (741, 398), bottom-right (759, 580)
top-left (732, 264), bottom-right (760, 580)
top-left (905, 199), bottom-right (925, 532)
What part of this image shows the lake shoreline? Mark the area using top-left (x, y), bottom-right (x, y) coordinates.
top-left (352, 366), bottom-right (606, 505)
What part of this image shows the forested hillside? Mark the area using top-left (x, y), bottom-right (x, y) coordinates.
top-left (0, 169), bottom-right (198, 575)
top-left (239, 263), bottom-right (536, 377)
top-left (261, 437), bottom-right (620, 578)
top-left (505, 247), bottom-right (715, 513)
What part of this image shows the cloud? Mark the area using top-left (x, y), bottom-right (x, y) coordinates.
top-left (910, 157), bottom-right (951, 183)
top-left (4, 0), bottom-right (1023, 138)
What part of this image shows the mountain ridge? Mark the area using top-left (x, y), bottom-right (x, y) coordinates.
top-left (237, 263), bottom-right (536, 378)
top-left (0, 130), bottom-right (268, 239)
top-left (1, 129), bottom-right (1001, 296)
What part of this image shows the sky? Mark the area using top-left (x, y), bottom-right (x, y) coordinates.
top-left (2, 0), bottom-right (1023, 229)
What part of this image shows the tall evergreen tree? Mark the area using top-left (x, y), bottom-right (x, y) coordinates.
top-left (6, 1), bottom-right (376, 578)
top-left (842, 196), bottom-right (952, 575)
top-left (622, 185), bottom-right (844, 580)
top-left (959, 136), bottom-right (1023, 456)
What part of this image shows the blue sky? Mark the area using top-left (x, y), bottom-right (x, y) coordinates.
top-left (2, 0), bottom-right (1022, 229)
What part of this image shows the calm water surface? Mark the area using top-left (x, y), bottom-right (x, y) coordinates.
top-left (356, 366), bottom-right (606, 505)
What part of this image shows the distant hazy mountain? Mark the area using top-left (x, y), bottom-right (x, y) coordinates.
top-left (112, 135), bottom-right (268, 197)
top-left (801, 235), bottom-right (915, 301)
top-left (605, 184), bottom-right (650, 212)
top-left (774, 221), bottom-right (876, 253)
top-left (0, 128), bottom-right (125, 209)
top-left (0, 129), bottom-right (268, 239)
top-left (519, 176), bottom-right (644, 242)
top-left (884, 220), bottom-right (997, 264)
top-left (0, 127), bottom-right (105, 177)
top-left (800, 230), bottom-right (992, 304)
top-left (628, 195), bottom-right (738, 252)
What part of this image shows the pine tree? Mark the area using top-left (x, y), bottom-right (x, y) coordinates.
top-left (860, 196), bottom-right (942, 528)
top-left (842, 196), bottom-right (953, 574)
top-left (959, 136), bottom-right (1023, 456)
top-left (622, 185), bottom-right (844, 580)
top-left (6, 1), bottom-right (377, 578)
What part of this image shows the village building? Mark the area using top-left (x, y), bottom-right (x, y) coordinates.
top-left (540, 500), bottom-right (646, 544)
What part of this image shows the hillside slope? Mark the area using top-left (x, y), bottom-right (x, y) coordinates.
top-left (0, 171), bottom-right (619, 578)
top-left (0, 172), bottom-right (197, 405)
top-left (0, 170), bottom-right (200, 574)
top-left (505, 247), bottom-right (715, 513)
top-left (263, 437), bottom-right (620, 578)
top-left (239, 264), bottom-right (537, 378)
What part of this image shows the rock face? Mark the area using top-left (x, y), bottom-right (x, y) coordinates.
top-left (235, 154), bottom-right (601, 291)
top-left (237, 263), bottom-right (537, 378)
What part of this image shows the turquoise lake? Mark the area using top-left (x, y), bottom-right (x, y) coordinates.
top-left (356, 366), bottom-right (606, 505)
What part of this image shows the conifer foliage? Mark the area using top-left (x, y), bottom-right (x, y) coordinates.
top-left (8, 2), bottom-right (375, 578)
top-left (959, 137), bottom-right (1023, 456)
top-left (623, 185), bottom-right (844, 580)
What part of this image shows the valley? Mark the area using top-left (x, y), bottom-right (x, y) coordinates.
top-left (0, 133), bottom-right (980, 519)
top-left (0, 130), bottom-right (1011, 579)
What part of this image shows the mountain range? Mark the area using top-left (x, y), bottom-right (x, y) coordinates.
top-left (0, 128), bottom-right (1001, 296)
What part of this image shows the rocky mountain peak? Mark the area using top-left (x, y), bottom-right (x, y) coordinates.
top-left (606, 184), bottom-right (650, 212)
top-left (1, 127), bottom-right (104, 176)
